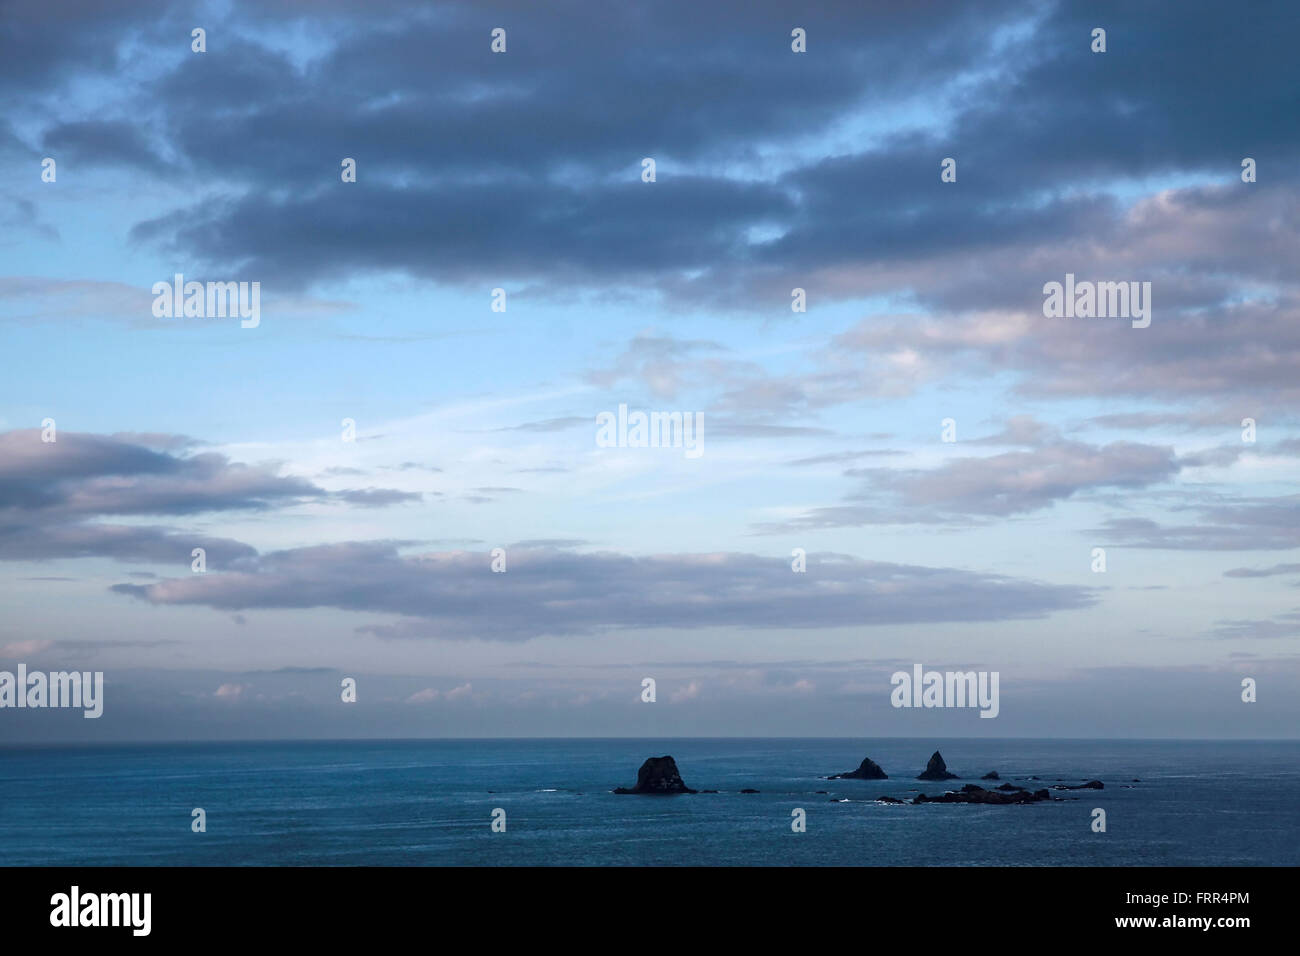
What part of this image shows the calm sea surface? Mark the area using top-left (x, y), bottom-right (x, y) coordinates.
top-left (1, 738), bottom-right (1296, 866)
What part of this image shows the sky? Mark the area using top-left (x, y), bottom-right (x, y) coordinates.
top-left (0, 0), bottom-right (1297, 741)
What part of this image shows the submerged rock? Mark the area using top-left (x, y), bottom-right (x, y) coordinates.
top-left (612, 755), bottom-right (697, 794)
top-left (1052, 780), bottom-right (1104, 791)
top-left (875, 795), bottom-right (905, 804)
top-left (914, 784), bottom-right (1052, 805)
top-left (917, 751), bottom-right (960, 781)
top-left (739, 788), bottom-right (760, 794)
top-left (828, 756), bottom-right (889, 780)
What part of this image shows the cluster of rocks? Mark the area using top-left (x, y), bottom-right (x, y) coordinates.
top-left (612, 752), bottom-right (1110, 805)
top-left (913, 784), bottom-right (1052, 805)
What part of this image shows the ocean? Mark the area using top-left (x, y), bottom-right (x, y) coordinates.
top-left (1, 738), bottom-right (1296, 866)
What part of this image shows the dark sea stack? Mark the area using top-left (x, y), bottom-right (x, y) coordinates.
top-left (1053, 780), bottom-right (1104, 791)
top-left (981, 771), bottom-right (1000, 780)
top-left (612, 755), bottom-right (697, 794)
top-left (913, 785), bottom-right (1052, 805)
top-left (917, 751), bottom-right (959, 781)
top-left (828, 756), bottom-right (888, 780)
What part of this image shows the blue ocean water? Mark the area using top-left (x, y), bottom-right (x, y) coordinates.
top-left (0, 738), bottom-right (1296, 866)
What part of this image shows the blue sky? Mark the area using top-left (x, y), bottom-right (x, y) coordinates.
top-left (1, 0), bottom-right (1298, 739)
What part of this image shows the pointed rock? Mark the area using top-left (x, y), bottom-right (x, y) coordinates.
top-left (917, 750), bottom-right (960, 781)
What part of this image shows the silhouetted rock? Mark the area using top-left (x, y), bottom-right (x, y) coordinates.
top-left (981, 771), bottom-right (1000, 780)
top-left (875, 796), bottom-right (905, 804)
top-left (739, 788), bottom-right (760, 794)
top-left (1052, 780), bottom-right (1104, 791)
top-left (995, 782), bottom-right (1027, 792)
top-left (612, 755), bottom-right (697, 794)
top-left (917, 751), bottom-right (960, 781)
top-left (828, 756), bottom-right (888, 780)
top-left (914, 785), bottom-right (1052, 805)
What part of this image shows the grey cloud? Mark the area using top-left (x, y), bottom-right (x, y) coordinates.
top-left (1096, 497), bottom-right (1300, 551)
top-left (1224, 564), bottom-right (1300, 578)
top-left (334, 488), bottom-right (423, 507)
top-left (0, 429), bottom-right (319, 516)
top-left (495, 417), bottom-right (588, 433)
top-left (768, 439), bottom-right (1181, 530)
top-left (0, 198), bottom-right (58, 242)
top-left (0, 522), bottom-right (258, 566)
top-left (785, 450), bottom-right (902, 467)
top-left (0, 429), bottom-right (419, 565)
top-left (112, 544), bottom-right (1096, 641)
top-left (968, 417), bottom-right (1058, 447)
top-left (1209, 612), bottom-right (1300, 640)
top-left (41, 120), bottom-right (172, 174)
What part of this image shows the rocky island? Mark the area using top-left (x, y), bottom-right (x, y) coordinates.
top-left (612, 755), bottom-right (697, 794)
top-left (827, 756), bottom-right (888, 780)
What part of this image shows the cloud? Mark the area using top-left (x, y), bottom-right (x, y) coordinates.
top-left (112, 544), bottom-right (1095, 641)
top-left (1224, 564), bottom-right (1300, 578)
top-left (1096, 497), bottom-right (1300, 551)
top-left (496, 417), bottom-right (589, 433)
top-left (41, 119), bottom-right (173, 174)
top-left (0, 429), bottom-right (319, 516)
top-left (0, 639), bottom-right (54, 657)
top-left (1209, 612), bottom-right (1300, 640)
top-left (405, 682), bottom-right (473, 704)
top-left (670, 680), bottom-right (702, 702)
top-left (335, 488), bottom-right (423, 507)
top-left (784, 450), bottom-right (900, 467)
top-left (0, 429), bottom-right (422, 564)
top-left (760, 436), bottom-right (1182, 531)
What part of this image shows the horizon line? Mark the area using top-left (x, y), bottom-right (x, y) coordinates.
top-left (4, 734), bottom-right (1297, 748)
